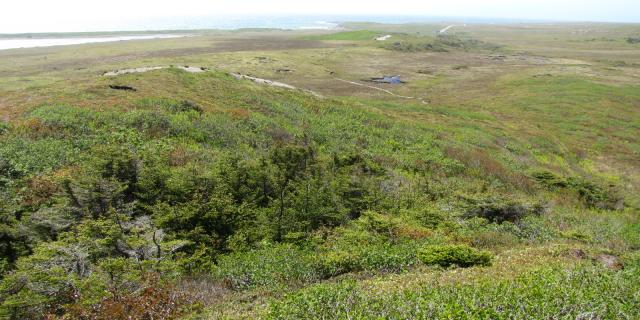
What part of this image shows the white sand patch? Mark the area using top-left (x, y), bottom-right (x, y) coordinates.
top-left (376, 35), bottom-right (392, 41)
top-left (177, 66), bottom-right (209, 73)
top-left (102, 65), bottom-right (209, 76)
top-left (103, 66), bottom-right (166, 76)
top-left (439, 24), bottom-right (467, 34)
top-left (230, 73), bottom-right (297, 89)
top-left (230, 73), bottom-right (323, 98)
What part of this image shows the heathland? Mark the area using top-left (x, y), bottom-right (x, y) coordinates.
top-left (0, 22), bottom-right (639, 319)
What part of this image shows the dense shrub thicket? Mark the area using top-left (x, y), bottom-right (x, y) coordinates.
top-left (0, 72), bottom-right (632, 318)
top-left (384, 35), bottom-right (501, 52)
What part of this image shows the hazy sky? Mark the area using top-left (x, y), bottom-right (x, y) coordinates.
top-left (1, 0), bottom-right (638, 33)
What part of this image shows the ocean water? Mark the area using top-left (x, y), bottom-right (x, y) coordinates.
top-left (0, 15), bottom-right (530, 51)
top-left (0, 35), bottom-right (186, 51)
top-left (114, 15), bottom-right (521, 31)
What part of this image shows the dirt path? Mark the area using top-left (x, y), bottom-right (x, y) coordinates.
top-left (231, 73), bottom-right (323, 97)
top-left (333, 77), bottom-right (420, 99)
top-left (231, 73), bottom-right (297, 89)
top-left (439, 24), bottom-right (466, 34)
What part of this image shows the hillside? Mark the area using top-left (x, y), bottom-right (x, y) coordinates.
top-left (0, 23), bottom-right (639, 319)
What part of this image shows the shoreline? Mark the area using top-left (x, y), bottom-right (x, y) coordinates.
top-left (0, 34), bottom-right (189, 51)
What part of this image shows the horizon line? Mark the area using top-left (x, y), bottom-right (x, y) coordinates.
top-left (1, 14), bottom-right (639, 35)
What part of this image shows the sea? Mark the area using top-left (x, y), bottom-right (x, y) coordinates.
top-left (0, 15), bottom-right (533, 51)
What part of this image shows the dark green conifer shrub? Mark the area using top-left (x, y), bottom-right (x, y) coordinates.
top-left (417, 244), bottom-right (492, 268)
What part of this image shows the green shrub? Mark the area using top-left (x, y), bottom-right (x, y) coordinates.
top-left (0, 137), bottom-right (79, 176)
top-left (123, 110), bottom-right (172, 136)
top-left (403, 206), bottom-right (450, 229)
top-left (566, 177), bottom-right (620, 209)
top-left (319, 243), bottom-right (419, 277)
top-left (318, 250), bottom-right (361, 277)
top-left (306, 30), bottom-right (381, 41)
top-left (627, 37), bottom-right (640, 44)
top-left (0, 121), bottom-right (8, 135)
top-left (0, 156), bottom-right (21, 183)
top-left (561, 230), bottom-right (592, 242)
top-left (384, 35), bottom-right (500, 53)
top-left (470, 230), bottom-right (519, 249)
top-left (533, 171), bottom-right (621, 209)
top-left (213, 244), bottom-right (322, 289)
top-left (464, 198), bottom-right (544, 224)
top-left (516, 216), bottom-right (556, 242)
top-left (621, 223), bottom-right (640, 250)
top-left (166, 100), bottom-right (203, 114)
top-left (623, 251), bottom-right (640, 268)
top-left (532, 170), bottom-right (568, 188)
top-left (417, 244), bottom-right (492, 268)
top-left (385, 40), bottom-right (449, 53)
top-left (316, 217), bottom-right (428, 277)
top-left (27, 105), bottom-right (101, 137)
top-left (135, 97), bottom-right (202, 114)
top-left (436, 34), bottom-right (501, 50)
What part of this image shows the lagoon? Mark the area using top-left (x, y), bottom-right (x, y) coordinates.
top-left (0, 34), bottom-right (185, 51)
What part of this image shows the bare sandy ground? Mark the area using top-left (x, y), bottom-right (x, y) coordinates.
top-left (230, 73), bottom-right (297, 89)
top-left (102, 65), bottom-right (208, 76)
top-left (230, 72), bottom-right (323, 97)
top-left (439, 25), bottom-right (466, 34)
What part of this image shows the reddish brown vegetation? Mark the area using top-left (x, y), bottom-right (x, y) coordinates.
top-left (22, 175), bottom-right (60, 206)
top-left (18, 118), bottom-right (55, 138)
top-left (444, 146), bottom-right (534, 191)
top-left (227, 108), bottom-right (251, 120)
top-left (168, 146), bottom-right (193, 167)
top-left (393, 225), bottom-right (432, 240)
top-left (56, 277), bottom-right (202, 320)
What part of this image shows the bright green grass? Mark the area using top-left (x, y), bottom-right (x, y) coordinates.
top-left (267, 263), bottom-right (640, 319)
top-left (304, 30), bottom-right (383, 41)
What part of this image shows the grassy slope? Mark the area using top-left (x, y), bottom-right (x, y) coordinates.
top-left (0, 23), bottom-right (639, 319)
top-left (265, 251), bottom-right (640, 319)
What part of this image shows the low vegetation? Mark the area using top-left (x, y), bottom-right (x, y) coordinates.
top-left (0, 22), bottom-right (638, 319)
top-left (267, 261), bottom-right (640, 319)
top-left (383, 34), bottom-right (501, 52)
top-left (417, 244), bottom-right (493, 267)
top-left (304, 30), bottom-right (384, 41)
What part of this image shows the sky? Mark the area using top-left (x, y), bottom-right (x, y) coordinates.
top-left (1, 0), bottom-right (638, 33)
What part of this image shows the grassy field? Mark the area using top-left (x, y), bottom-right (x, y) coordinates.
top-left (0, 22), bottom-right (639, 319)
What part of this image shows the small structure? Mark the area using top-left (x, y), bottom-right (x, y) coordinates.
top-left (367, 75), bottom-right (405, 84)
top-left (375, 35), bottom-right (392, 41)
